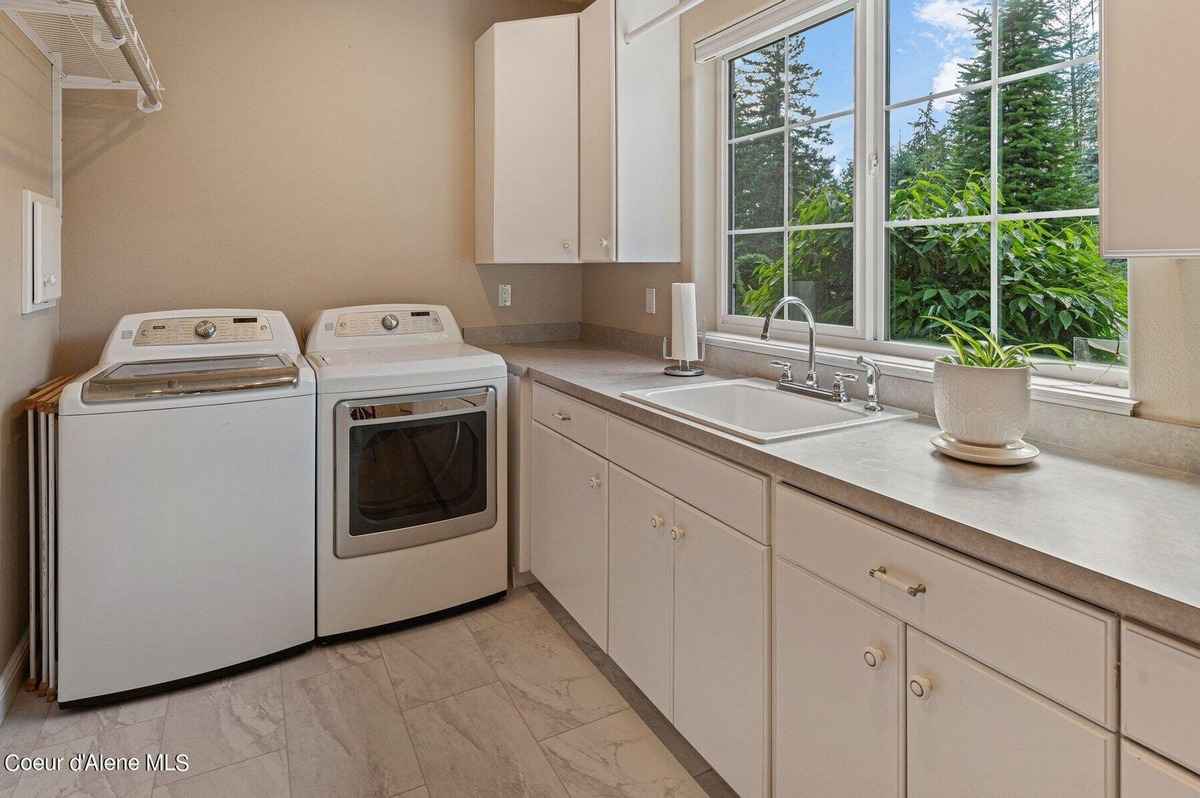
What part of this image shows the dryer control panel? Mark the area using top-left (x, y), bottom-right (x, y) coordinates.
top-left (132, 315), bottom-right (274, 346)
top-left (305, 305), bottom-right (463, 352)
top-left (334, 309), bottom-right (445, 337)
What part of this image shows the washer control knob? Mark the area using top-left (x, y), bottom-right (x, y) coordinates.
top-left (381, 313), bottom-right (400, 331)
top-left (194, 320), bottom-right (217, 339)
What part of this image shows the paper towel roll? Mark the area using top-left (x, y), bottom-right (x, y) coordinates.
top-left (671, 283), bottom-right (699, 361)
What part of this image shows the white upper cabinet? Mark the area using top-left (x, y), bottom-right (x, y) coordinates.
top-left (475, 15), bottom-right (579, 264)
top-left (1101, 0), bottom-right (1200, 257)
top-left (579, 0), bottom-right (681, 263)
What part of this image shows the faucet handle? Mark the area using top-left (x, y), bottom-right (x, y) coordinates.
top-left (769, 360), bottom-right (794, 383)
top-left (834, 372), bottom-right (858, 384)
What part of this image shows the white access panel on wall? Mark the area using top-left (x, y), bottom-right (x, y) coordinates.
top-left (22, 190), bottom-right (61, 314)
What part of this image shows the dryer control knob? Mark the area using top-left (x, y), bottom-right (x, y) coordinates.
top-left (381, 313), bottom-right (400, 331)
top-left (194, 320), bottom-right (217, 339)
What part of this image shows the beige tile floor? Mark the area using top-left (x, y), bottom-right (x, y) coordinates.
top-left (0, 585), bottom-right (735, 798)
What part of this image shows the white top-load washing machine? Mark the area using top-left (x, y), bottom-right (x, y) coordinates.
top-left (57, 310), bottom-right (315, 703)
top-left (305, 304), bottom-right (508, 637)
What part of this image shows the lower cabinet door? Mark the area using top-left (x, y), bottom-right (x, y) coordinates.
top-left (1123, 741), bottom-right (1200, 798)
top-left (907, 628), bottom-right (1117, 798)
top-left (774, 558), bottom-right (904, 797)
top-left (673, 501), bottom-right (769, 798)
top-left (530, 423), bottom-right (608, 649)
top-left (607, 466), bottom-right (674, 717)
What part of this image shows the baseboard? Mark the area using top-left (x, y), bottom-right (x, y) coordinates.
top-left (1, 630), bottom-right (29, 720)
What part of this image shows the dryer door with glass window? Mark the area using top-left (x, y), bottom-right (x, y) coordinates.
top-left (335, 386), bottom-right (496, 557)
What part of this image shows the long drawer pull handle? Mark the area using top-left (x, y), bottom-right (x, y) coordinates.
top-left (553, 411), bottom-right (572, 422)
top-left (868, 566), bottom-right (927, 597)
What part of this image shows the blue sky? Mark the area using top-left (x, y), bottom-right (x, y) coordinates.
top-left (789, 0), bottom-right (989, 112)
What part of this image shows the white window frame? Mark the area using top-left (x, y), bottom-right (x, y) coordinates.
top-left (720, 0), bottom-right (867, 341)
top-left (716, 0), bottom-right (1125, 386)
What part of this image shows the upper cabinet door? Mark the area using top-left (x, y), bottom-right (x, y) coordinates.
top-left (579, 0), bottom-right (616, 263)
top-left (774, 559), bottom-right (904, 798)
top-left (1101, 0), bottom-right (1200, 257)
top-left (672, 501), bottom-right (769, 798)
top-left (475, 16), bottom-right (579, 264)
top-left (907, 628), bottom-right (1117, 798)
top-left (579, 0), bottom-right (681, 263)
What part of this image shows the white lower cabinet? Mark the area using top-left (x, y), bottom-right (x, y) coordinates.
top-left (1123, 741), bottom-right (1200, 798)
top-left (607, 466), bottom-right (674, 716)
top-left (607, 465), bottom-right (768, 798)
top-left (774, 558), bottom-right (904, 797)
top-left (673, 501), bottom-right (769, 798)
top-left (530, 422), bottom-right (608, 649)
top-left (907, 628), bottom-right (1117, 797)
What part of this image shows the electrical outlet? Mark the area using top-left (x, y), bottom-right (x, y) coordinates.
top-left (499, 284), bottom-right (512, 307)
top-left (645, 287), bottom-right (656, 314)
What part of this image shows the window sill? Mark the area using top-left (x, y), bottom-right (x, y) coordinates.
top-left (704, 332), bottom-right (1139, 417)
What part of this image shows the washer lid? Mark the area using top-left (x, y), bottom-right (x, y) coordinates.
top-left (82, 353), bottom-right (301, 404)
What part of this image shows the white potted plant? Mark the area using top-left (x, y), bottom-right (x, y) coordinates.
top-left (927, 316), bottom-right (1069, 450)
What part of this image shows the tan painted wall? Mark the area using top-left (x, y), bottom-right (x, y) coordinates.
top-left (584, 0), bottom-right (1200, 426)
top-left (58, 0), bottom-right (582, 372)
top-left (1129, 258), bottom-right (1200, 426)
top-left (0, 16), bottom-right (58, 662)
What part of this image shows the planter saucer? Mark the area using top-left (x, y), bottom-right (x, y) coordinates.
top-left (930, 433), bottom-right (1039, 466)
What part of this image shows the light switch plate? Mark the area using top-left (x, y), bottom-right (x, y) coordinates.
top-left (645, 287), bottom-right (656, 314)
top-left (22, 190), bottom-right (61, 315)
top-left (499, 283), bottom-right (512, 307)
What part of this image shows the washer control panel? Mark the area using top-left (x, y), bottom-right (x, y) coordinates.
top-left (133, 315), bottom-right (273, 346)
top-left (334, 309), bottom-right (444, 337)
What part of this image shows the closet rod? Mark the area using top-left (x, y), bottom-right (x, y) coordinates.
top-left (92, 0), bottom-right (162, 110)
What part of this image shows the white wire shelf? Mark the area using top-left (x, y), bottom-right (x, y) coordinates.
top-left (2, 0), bottom-right (163, 111)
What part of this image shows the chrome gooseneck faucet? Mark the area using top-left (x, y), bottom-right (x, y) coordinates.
top-left (760, 296), bottom-right (818, 387)
top-left (760, 295), bottom-right (883, 406)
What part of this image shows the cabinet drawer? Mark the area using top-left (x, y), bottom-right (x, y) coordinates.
top-left (532, 382), bottom-right (608, 455)
top-left (1122, 622), bottom-right (1200, 773)
top-left (608, 416), bottom-right (768, 543)
top-left (774, 484), bottom-right (1118, 728)
top-left (1122, 741), bottom-right (1200, 798)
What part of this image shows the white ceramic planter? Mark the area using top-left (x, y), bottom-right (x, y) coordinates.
top-left (933, 360), bottom-right (1031, 447)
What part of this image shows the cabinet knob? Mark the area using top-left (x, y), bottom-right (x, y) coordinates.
top-left (552, 411), bottom-right (572, 422)
top-left (587, 475), bottom-right (602, 489)
top-left (863, 646), bottom-right (886, 669)
top-left (909, 675), bottom-right (933, 700)
top-left (600, 237), bottom-right (610, 248)
top-left (670, 526), bottom-right (686, 541)
top-left (562, 240), bottom-right (572, 250)
top-left (649, 515), bottom-right (664, 529)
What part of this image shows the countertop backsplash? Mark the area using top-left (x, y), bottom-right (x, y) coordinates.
top-left (580, 323), bottom-right (1200, 477)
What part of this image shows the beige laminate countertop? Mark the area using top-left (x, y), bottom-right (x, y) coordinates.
top-left (491, 341), bottom-right (1200, 645)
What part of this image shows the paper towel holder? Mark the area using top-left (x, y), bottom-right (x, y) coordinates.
top-left (661, 330), bottom-right (707, 377)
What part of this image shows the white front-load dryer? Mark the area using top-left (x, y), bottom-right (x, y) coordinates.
top-left (56, 310), bottom-right (316, 703)
top-left (305, 305), bottom-right (508, 637)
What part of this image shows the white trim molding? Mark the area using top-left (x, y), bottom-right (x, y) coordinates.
top-left (695, 0), bottom-right (847, 62)
top-left (1, 631), bottom-right (30, 722)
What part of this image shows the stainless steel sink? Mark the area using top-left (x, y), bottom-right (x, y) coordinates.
top-left (622, 378), bottom-right (914, 443)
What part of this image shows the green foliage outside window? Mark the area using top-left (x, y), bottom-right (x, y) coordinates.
top-left (730, 0), bottom-right (1126, 355)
